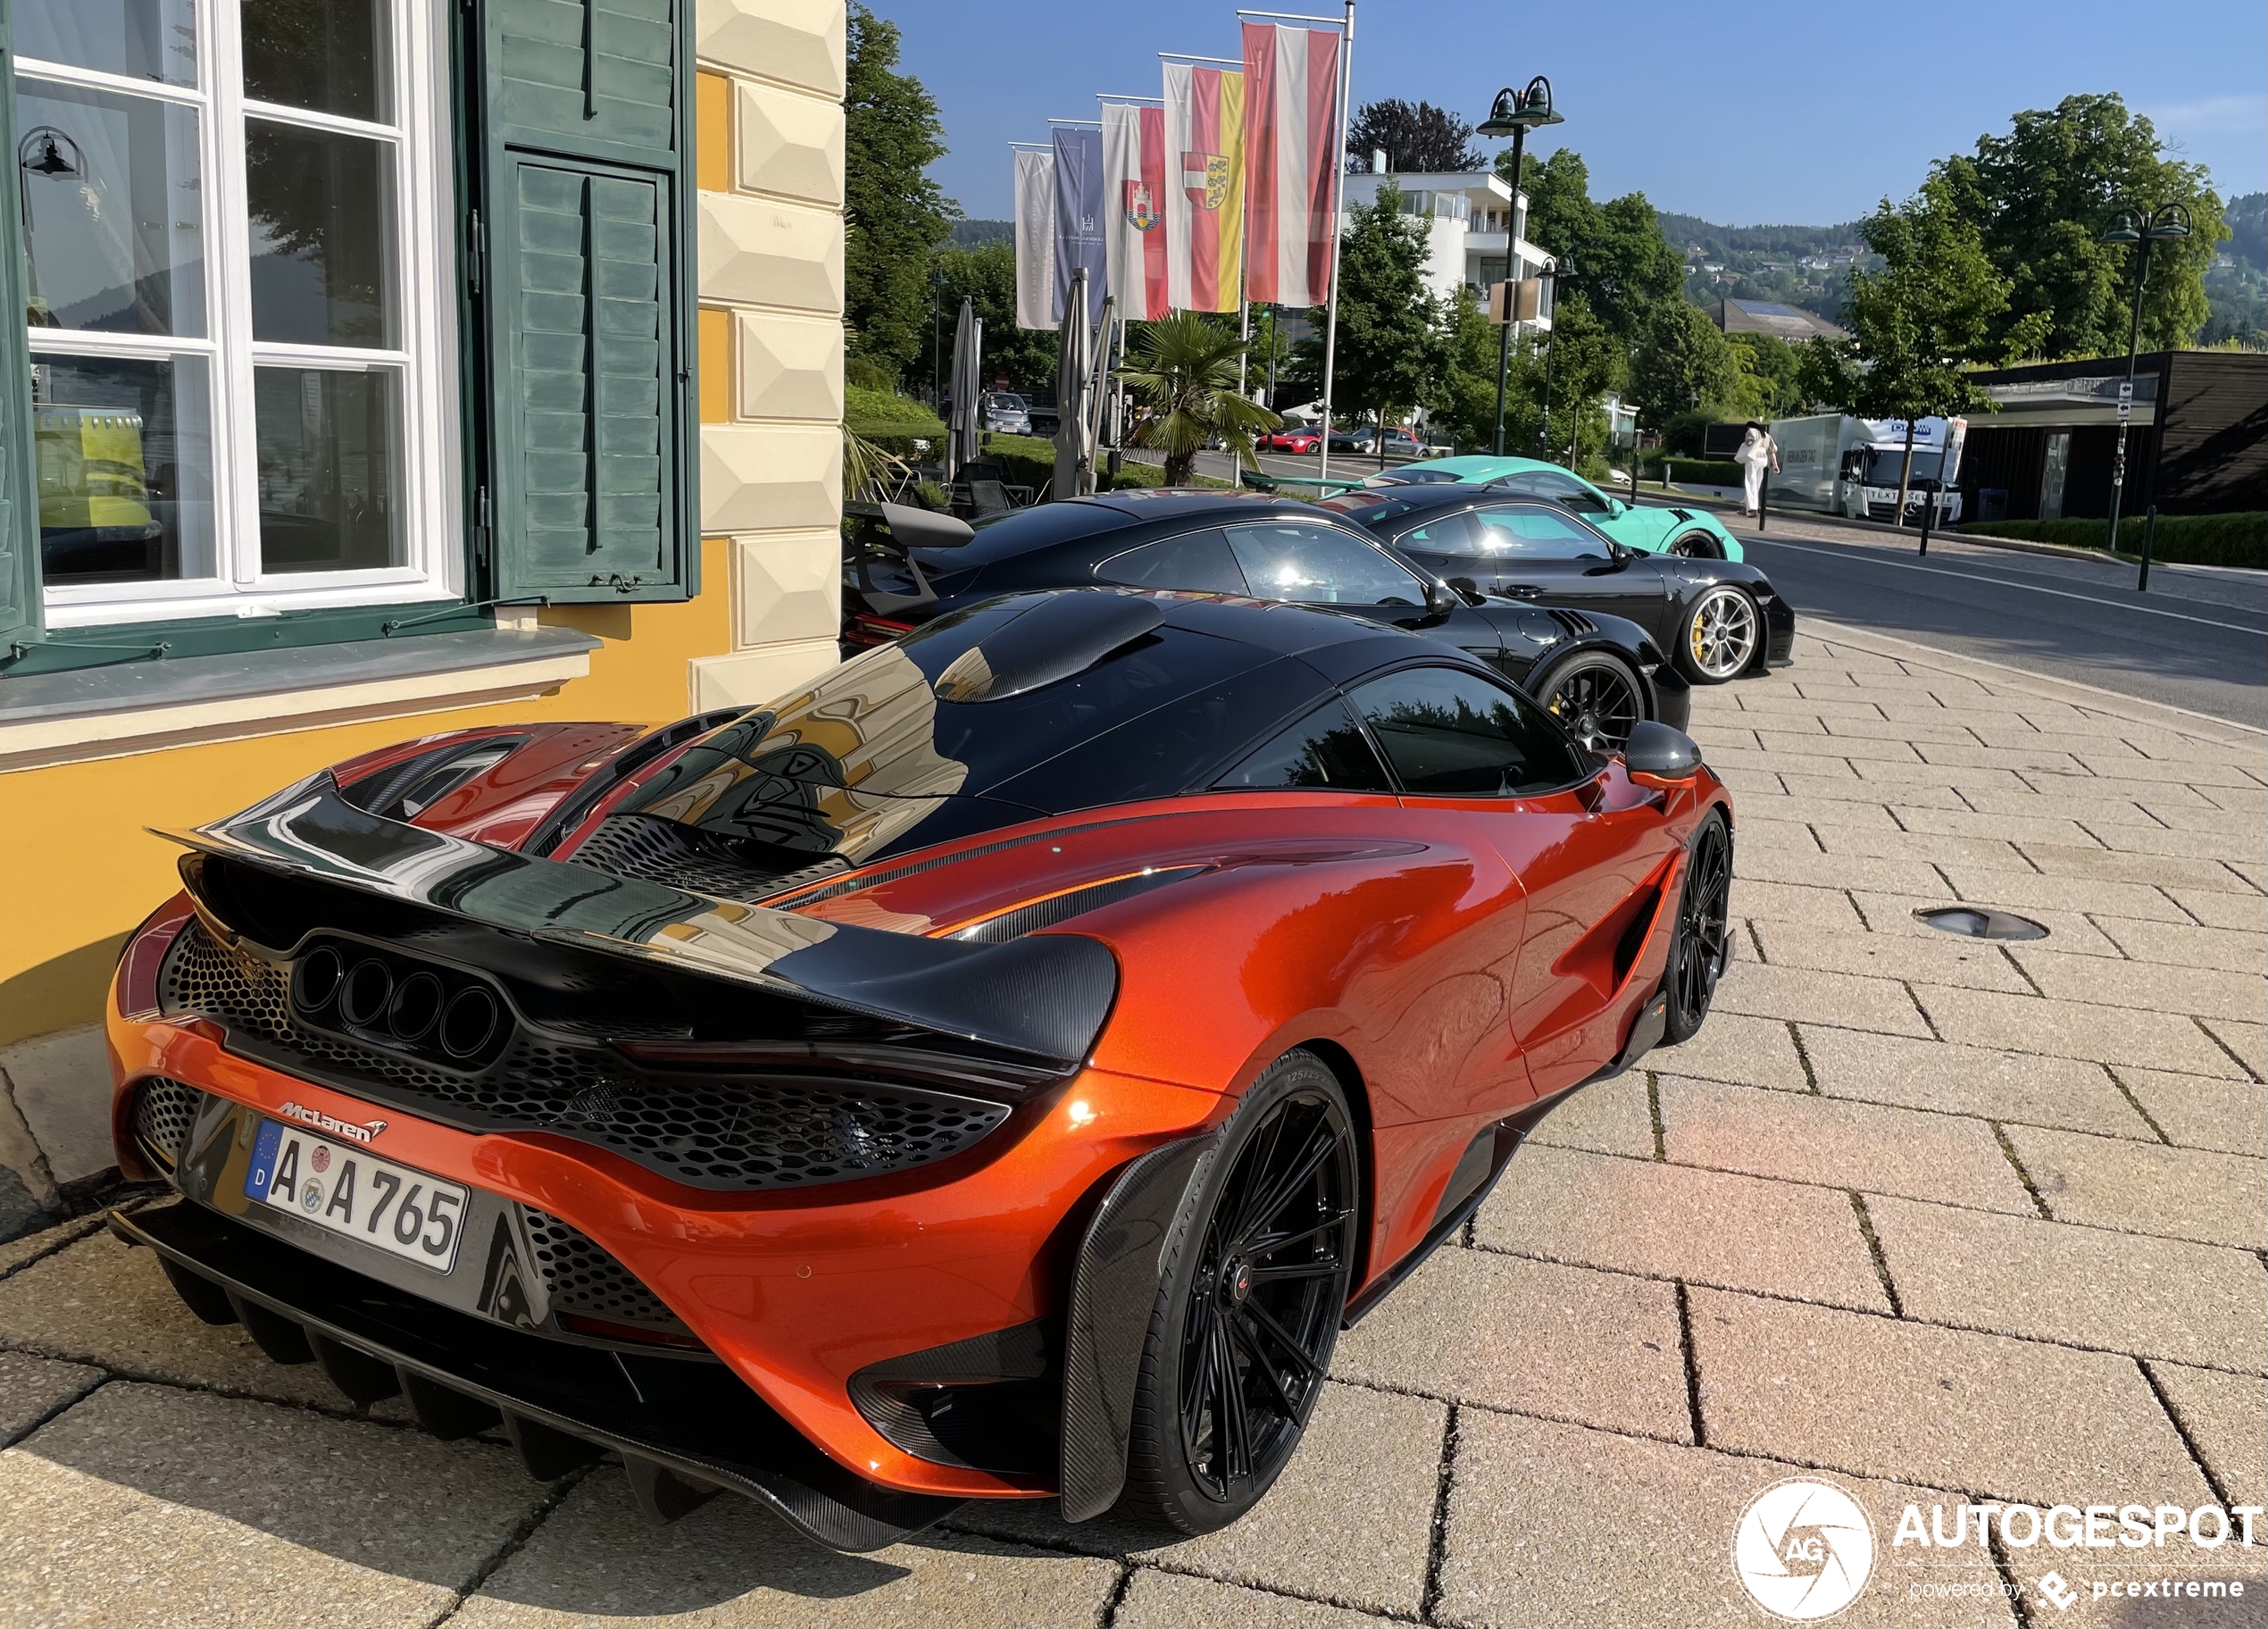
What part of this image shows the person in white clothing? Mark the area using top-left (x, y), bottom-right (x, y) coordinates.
top-left (1736, 422), bottom-right (1779, 516)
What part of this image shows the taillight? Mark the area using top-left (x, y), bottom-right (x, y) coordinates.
top-left (118, 894), bottom-right (195, 1019)
top-left (846, 614), bottom-right (917, 647)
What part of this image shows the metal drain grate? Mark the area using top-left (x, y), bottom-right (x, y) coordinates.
top-left (1913, 906), bottom-right (2049, 941)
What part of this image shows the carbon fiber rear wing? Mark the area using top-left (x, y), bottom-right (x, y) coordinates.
top-left (157, 773), bottom-right (1117, 1073)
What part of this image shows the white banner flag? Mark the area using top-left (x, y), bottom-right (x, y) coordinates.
top-left (1013, 148), bottom-right (1057, 330)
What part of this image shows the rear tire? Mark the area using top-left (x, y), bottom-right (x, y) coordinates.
top-left (1532, 650), bottom-right (1647, 753)
top-left (1676, 585), bottom-right (1760, 684)
top-left (1669, 530), bottom-right (1722, 559)
top-left (1118, 1051), bottom-right (1357, 1536)
top-left (1663, 811), bottom-right (1732, 1044)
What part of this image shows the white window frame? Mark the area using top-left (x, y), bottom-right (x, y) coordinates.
top-left (20, 0), bottom-right (460, 629)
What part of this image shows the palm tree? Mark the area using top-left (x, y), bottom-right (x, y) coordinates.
top-left (1119, 313), bottom-right (1281, 486)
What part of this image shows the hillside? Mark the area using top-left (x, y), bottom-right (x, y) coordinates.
top-left (2204, 192), bottom-right (2265, 347)
top-left (1655, 212), bottom-right (1866, 321)
top-left (950, 219), bottom-right (1013, 247)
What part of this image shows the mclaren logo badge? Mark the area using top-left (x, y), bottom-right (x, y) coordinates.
top-left (276, 1100), bottom-right (388, 1145)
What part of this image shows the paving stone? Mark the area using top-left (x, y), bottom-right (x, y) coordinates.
top-left (1659, 1076), bottom-right (2036, 1213)
top-left (1113, 1571), bottom-right (1388, 1629)
top-left (1852, 760), bottom-right (2037, 797)
top-left (2087, 916), bottom-right (2267, 973)
top-left (2170, 890), bottom-right (2268, 934)
top-left (1783, 771), bottom-right (1964, 809)
top-left (1914, 739), bottom-right (2089, 773)
top-left (2199, 1017), bottom-right (2266, 1080)
top-left (0, 1232), bottom-right (378, 1411)
top-left (1816, 713), bottom-right (1981, 744)
top-left (1797, 1028), bottom-right (2153, 1140)
top-left (1527, 1072), bottom-right (1655, 1158)
top-left (2026, 773), bottom-right (2222, 811)
top-left (454, 1473), bottom-right (1119, 1628)
top-left (1895, 805), bottom-right (2132, 848)
top-left (1752, 921), bottom-right (2034, 994)
top-left (1474, 1144), bottom-right (1889, 1312)
top-left (2008, 948), bottom-right (2268, 1022)
top-left (0, 1350), bottom-right (99, 1443)
top-left (1937, 869), bottom-right (2196, 926)
top-left (1687, 1289), bottom-right (2213, 1508)
top-left (1727, 848), bottom-right (1950, 898)
top-left (0, 1382), bottom-right (541, 1627)
top-left (1811, 825), bottom-right (2033, 871)
top-left (2004, 1127), bottom-right (2267, 1250)
top-left (1912, 985), bottom-right (2248, 1078)
top-left (1755, 731), bottom-right (1923, 764)
top-left (1437, 1409), bottom-right (2015, 1629)
top-left (1758, 797), bottom-right (1906, 831)
top-left (2117, 1069), bottom-right (2268, 1157)
top-left (0, 1023), bottom-right (114, 1185)
top-left (951, 1382), bottom-right (1443, 1618)
top-left (0, 1208), bottom-right (106, 1279)
top-left (1865, 1196), bottom-right (2268, 1373)
top-left (2019, 843), bottom-right (2262, 893)
top-left (1715, 961), bottom-right (1933, 1036)
top-left (2149, 1363), bottom-right (2267, 1508)
top-left (1847, 890), bottom-right (2131, 957)
top-left (1725, 880), bottom-right (1869, 931)
top-left (1648, 1015), bottom-right (1810, 1091)
top-left (2062, 822), bottom-right (2268, 865)
top-left (1332, 1247), bottom-right (1690, 1439)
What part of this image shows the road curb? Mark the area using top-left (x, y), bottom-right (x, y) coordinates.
top-left (1797, 617), bottom-right (2268, 746)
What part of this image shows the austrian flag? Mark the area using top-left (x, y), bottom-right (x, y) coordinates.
top-left (1163, 60), bottom-right (1245, 313)
top-left (1241, 21), bottom-right (1340, 309)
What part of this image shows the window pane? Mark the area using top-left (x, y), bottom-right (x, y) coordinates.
top-left (16, 0), bottom-right (197, 87)
top-left (1488, 467), bottom-right (1611, 513)
top-left (254, 366), bottom-right (403, 572)
top-left (1222, 522), bottom-right (1427, 606)
top-left (1215, 699), bottom-right (1394, 792)
top-left (1396, 512), bottom-right (1481, 555)
top-left (1469, 505), bottom-right (1613, 561)
top-left (31, 351), bottom-right (214, 585)
top-left (1095, 530), bottom-right (1247, 593)
top-left (243, 0), bottom-right (390, 122)
top-left (1348, 665), bottom-right (1588, 796)
top-left (247, 120), bottom-right (397, 346)
top-left (18, 79), bottom-right (204, 336)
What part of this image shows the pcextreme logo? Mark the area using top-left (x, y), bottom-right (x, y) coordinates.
top-left (1733, 1478), bottom-right (1877, 1621)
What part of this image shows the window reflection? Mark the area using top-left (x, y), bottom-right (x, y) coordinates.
top-left (1217, 700), bottom-right (1394, 791)
top-left (254, 366), bottom-right (402, 572)
top-left (1347, 667), bottom-right (1588, 796)
top-left (18, 79), bottom-right (204, 336)
top-left (242, 0), bottom-right (389, 122)
top-left (15, 0), bottom-right (197, 87)
top-left (247, 121), bottom-right (396, 347)
top-left (31, 351), bottom-right (215, 585)
top-left (1222, 522), bottom-right (1427, 606)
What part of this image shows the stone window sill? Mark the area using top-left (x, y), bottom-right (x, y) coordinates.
top-left (0, 627), bottom-right (603, 773)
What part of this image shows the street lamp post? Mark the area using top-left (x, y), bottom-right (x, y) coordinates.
top-left (1537, 256), bottom-right (1573, 459)
top-left (2097, 205), bottom-right (2191, 578)
top-left (1478, 78), bottom-right (1563, 456)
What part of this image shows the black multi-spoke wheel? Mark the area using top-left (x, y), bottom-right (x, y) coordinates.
top-left (1669, 530), bottom-right (1723, 559)
top-left (1121, 1051), bottom-right (1356, 1534)
top-left (1537, 651), bottom-right (1647, 754)
top-left (1663, 810), bottom-right (1732, 1043)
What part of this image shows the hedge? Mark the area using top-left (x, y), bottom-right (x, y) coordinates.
top-left (845, 383), bottom-right (946, 445)
top-left (1958, 514), bottom-right (2266, 570)
top-left (1663, 458), bottom-right (1746, 487)
top-left (985, 435), bottom-right (1226, 497)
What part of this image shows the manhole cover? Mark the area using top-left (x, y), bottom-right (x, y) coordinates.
top-left (1913, 906), bottom-right (2049, 941)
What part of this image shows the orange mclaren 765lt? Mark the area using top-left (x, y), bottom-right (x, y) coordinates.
top-left (106, 589), bottom-right (1733, 1550)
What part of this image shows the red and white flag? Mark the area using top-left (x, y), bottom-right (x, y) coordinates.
top-left (1240, 21), bottom-right (1341, 309)
top-left (1101, 102), bottom-right (1169, 321)
top-left (1163, 60), bottom-right (1245, 313)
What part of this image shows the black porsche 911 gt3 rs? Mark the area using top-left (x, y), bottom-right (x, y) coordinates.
top-left (1316, 486), bottom-right (1797, 686)
top-left (842, 489), bottom-right (1689, 751)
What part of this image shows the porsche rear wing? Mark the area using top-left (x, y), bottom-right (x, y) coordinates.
top-left (157, 773), bottom-right (1117, 1074)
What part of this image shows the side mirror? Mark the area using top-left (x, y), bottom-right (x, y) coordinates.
top-left (1423, 579), bottom-right (1458, 615)
top-left (1622, 720), bottom-right (1702, 783)
top-left (1606, 497), bottom-right (1628, 517)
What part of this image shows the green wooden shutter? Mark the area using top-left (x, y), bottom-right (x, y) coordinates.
top-left (479, 0), bottom-right (694, 604)
top-left (0, 4), bottom-right (44, 647)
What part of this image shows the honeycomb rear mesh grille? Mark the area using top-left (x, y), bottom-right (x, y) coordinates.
top-left (562, 814), bottom-right (847, 902)
top-left (159, 920), bottom-right (1014, 1192)
top-left (132, 1078), bottom-right (203, 1169)
top-left (519, 1207), bottom-right (682, 1328)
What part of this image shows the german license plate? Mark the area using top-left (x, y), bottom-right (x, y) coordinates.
top-left (245, 1121), bottom-right (467, 1274)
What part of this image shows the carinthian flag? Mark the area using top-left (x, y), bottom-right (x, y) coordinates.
top-left (1013, 147), bottom-right (1056, 330)
top-left (1163, 60), bottom-right (1245, 313)
top-left (1102, 102), bottom-right (1169, 321)
top-left (1053, 126), bottom-right (1109, 327)
top-left (1241, 21), bottom-right (1340, 308)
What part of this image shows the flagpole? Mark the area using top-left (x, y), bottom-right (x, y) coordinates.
top-left (1314, 0), bottom-right (1355, 482)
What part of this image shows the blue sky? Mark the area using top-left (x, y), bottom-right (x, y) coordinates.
top-left (871, 0), bottom-right (2268, 227)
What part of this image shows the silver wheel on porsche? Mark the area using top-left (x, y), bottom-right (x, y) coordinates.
top-left (1680, 586), bottom-right (1758, 683)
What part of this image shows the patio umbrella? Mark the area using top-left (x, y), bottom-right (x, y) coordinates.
top-left (1086, 295), bottom-right (1117, 481)
top-left (1052, 269), bottom-right (1093, 500)
top-left (946, 297), bottom-right (982, 481)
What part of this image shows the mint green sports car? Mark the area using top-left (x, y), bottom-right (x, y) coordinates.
top-left (1367, 456), bottom-right (1746, 562)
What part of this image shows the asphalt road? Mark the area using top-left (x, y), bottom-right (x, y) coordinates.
top-left (1722, 514), bottom-right (2268, 729)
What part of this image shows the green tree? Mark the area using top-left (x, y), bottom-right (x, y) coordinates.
top-left (1630, 301), bottom-right (1742, 432)
top-left (1121, 313), bottom-right (1280, 485)
top-left (1347, 100), bottom-right (1481, 173)
top-left (1430, 285), bottom-right (1543, 455)
top-left (844, 5), bottom-right (956, 382)
top-left (1303, 184), bottom-right (1445, 449)
top-left (1939, 94), bottom-right (2227, 357)
top-left (1498, 151), bottom-right (1685, 351)
top-left (1837, 176), bottom-right (2012, 518)
top-left (930, 240), bottom-right (1057, 398)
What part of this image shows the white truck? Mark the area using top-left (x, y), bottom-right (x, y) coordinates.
top-left (1767, 414), bottom-right (1967, 525)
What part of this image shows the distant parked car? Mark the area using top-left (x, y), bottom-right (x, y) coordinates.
top-left (1366, 455), bottom-right (1747, 561)
top-left (980, 392), bottom-right (1031, 435)
top-left (1259, 428), bottom-right (1322, 454)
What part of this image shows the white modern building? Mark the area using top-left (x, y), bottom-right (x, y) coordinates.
top-left (1339, 170), bottom-right (1555, 331)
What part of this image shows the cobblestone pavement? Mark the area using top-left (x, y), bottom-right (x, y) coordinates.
top-left (1, 625), bottom-right (2261, 1627)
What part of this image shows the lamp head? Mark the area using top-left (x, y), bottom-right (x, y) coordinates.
top-left (2145, 203), bottom-right (2193, 242)
top-left (2098, 212), bottom-right (2142, 246)
top-left (1478, 76), bottom-right (1563, 138)
top-left (18, 129), bottom-right (79, 180)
